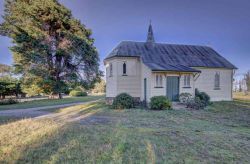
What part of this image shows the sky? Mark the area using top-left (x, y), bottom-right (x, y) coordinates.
top-left (0, 0), bottom-right (250, 79)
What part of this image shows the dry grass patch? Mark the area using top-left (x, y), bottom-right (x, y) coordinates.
top-left (233, 92), bottom-right (250, 101)
top-left (0, 100), bottom-right (249, 163)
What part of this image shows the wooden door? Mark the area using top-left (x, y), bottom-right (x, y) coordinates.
top-left (166, 76), bottom-right (179, 101)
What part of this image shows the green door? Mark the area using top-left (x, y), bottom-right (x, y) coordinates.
top-left (166, 76), bottom-right (179, 101)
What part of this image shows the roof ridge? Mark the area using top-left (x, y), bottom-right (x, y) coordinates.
top-left (119, 40), bottom-right (212, 48)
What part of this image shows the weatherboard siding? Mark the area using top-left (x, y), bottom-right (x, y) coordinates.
top-left (194, 68), bottom-right (233, 101)
top-left (105, 57), bottom-right (233, 102)
top-left (140, 62), bottom-right (152, 102)
top-left (179, 74), bottom-right (195, 96)
top-left (106, 57), bottom-right (141, 98)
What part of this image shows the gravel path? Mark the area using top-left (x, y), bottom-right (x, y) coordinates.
top-left (0, 99), bottom-right (102, 118)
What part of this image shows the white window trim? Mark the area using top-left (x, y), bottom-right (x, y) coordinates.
top-left (214, 72), bottom-right (220, 90)
top-left (109, 63), bottom-right (113, 77)
top-left (184, 75), bottom-right (191, 87)
top-left (155, 74), bottom-right (163, 88)
top-left (122, 62), bottom-right (127, 75)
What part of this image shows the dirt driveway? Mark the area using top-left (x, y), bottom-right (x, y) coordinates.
top-left (0, 99), bottom-right (102, 118)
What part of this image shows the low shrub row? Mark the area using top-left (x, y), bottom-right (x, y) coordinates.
top-left (111, 90), bottom-right (210, 110)
top-left (111, 93), bottom-right (172, 110)
top-left (180, 89), bottom-right (210, 110)
top-left (69, 90), bottom-right (87, 97)
top-left (0, 99), bottom-right (18, 105)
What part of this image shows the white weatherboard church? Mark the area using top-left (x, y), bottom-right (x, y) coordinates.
top-left (104, 24), bottom-right (237, 104)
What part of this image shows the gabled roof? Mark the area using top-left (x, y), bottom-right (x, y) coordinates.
top-left (104, 23), bottom-right (237, 71)
top-left (104, 41), bottom-right (237, 70)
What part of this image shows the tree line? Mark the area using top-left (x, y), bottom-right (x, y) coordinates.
top-left (233, 71), bottom-right (250, 94)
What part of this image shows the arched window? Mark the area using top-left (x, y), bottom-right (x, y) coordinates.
top-left (123, 62), bottom-right (126, 75)
top-left (214, 72), bottom-right (220, 89)
top-left (110, 63), bottom-right (113, 77)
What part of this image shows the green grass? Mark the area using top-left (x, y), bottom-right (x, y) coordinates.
top-left (0, 95), bottom-right (105, 110)
top-left (0, 100), bottom-right (250, 163)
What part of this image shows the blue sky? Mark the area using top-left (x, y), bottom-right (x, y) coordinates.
top-left (0, 0), bottom-right (250, 78)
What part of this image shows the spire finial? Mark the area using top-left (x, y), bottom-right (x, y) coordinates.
top-left (147, 21), bottom-right (155, 43)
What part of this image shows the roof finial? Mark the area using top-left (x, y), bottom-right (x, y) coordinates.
top-left (147, 20), bottom-right (155, 43)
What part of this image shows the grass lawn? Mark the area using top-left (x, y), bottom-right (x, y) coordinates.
top-left (0, 100), bottom-right (250, 163)
top-left (0, 95), bottom-right (105, 110)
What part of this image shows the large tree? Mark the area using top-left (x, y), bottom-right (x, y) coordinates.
top-left (0, 0), bottom-right (101, 98)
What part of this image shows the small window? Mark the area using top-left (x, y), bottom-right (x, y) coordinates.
top-left (214, 72), bottom-right (220, 89)
top-left (123, 62), bottom-right (127, 75)
top-left (184, 75), bottom-right (191, 87)
top-left (110, 63), bottom-right (113, 77)
top-left (155, 75), bottom-right (163, 87)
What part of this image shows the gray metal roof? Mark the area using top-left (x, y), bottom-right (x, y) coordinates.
top-left (105, 41), bottom-right (237, 71)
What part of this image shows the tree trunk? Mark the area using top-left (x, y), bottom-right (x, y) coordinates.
top-left (58, 93), bottom-right (62, 99)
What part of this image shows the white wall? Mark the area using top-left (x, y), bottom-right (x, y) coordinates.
top-left (194, 68), bottom-right (233, 101)
top-left (140, 63), bottom-right (152, 102)
top-left (105, 57), bottom-right (141, 98)
top-left (179, 74), bottom-right (195, 96)
top-left (105, 57), bottom-right (233, 102)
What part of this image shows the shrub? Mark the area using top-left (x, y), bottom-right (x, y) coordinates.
top-left (0, 99), bottom-right (18, 105)
top-left (186, 97), bottom-right (206, 110)
top-left (69, 90), bottom-right (87, 97)
top-left (112, 93), bottom-right (134, 109)
top-left (179, 93), bottom-right (192, 104)
top-left (150, 96), bottom-right (172, 110)
top-left (195, 89), bottom-right (210, 106)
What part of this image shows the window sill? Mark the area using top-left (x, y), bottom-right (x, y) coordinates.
top-left (183, 86), bottom-right (191, 89)
top-left (154, 86), bottom-right (163, 88)
top-left (122, 74), bottom-right (128, 76)
top-left (214, 88), bottom-right (221, 90)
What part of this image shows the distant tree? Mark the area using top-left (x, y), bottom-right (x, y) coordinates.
top-left (239, 80), bottom-right (243, 92)
top-left (245, 71), bottom-right (250, 92)
top-left (0, 0), bottom-right (102, 99)
top-left (91, 79), bottom-right (106, 93)
top-left (0, 76), bottom-right (22, 99)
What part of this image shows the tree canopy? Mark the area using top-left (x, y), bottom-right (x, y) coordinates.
top-left (0, 0), bottom-right (102, 98)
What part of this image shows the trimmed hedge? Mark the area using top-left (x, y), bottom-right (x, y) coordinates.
top-left (69, 90), bottom-right (87, 97)
top-left (112, 93), bottom-right (134, 109)
top-left (150, 96), bottom-right (172, 110)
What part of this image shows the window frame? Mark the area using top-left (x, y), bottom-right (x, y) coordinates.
top-left (109, 63), bottom-right (113, 77)
top-left (183, 75), bottom-right (191, 88)
top-left (155, 74), bottom-right (163, 88)
top-left (122, 62), bottom-right (127, 76)
top-left (214, 72), bottom-right (220, 90)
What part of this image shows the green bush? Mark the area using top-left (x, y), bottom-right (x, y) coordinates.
top-left (186, 97), bottom-right (205, 110)
top-left (112, 93), bottom-right (134, 109)
top-left (179, 93), bottom-right (192, 104)
top-left (195, 89), bottom-right (210, 106)
top-left (0, 99), bottom-right (18, 105)
top-left (69, 90), bottom-right (87, 97)
top-left (150, 96), bottom-right (172, 110)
